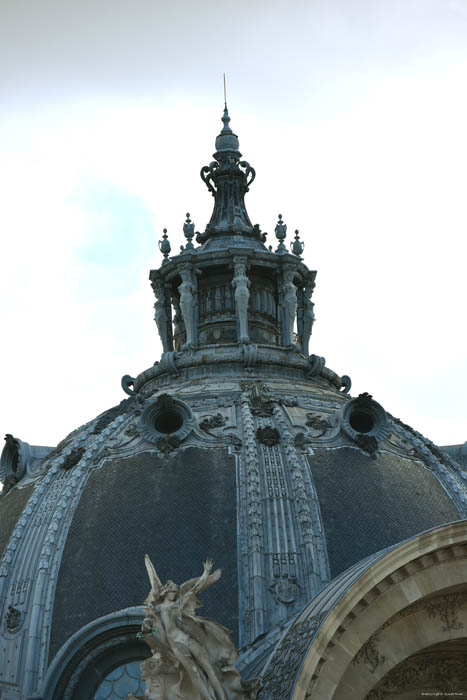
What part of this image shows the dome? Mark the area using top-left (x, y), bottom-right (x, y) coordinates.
top-left (1, 107), bottom-right (466, 700)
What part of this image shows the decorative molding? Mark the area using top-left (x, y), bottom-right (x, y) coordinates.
top-left (272, 404), bottom-right (330, 596)
top-left (238, 386), bottom-right (265, 646)
top-left (138, 394), bottom-right (195, 449)
top-left (241, 382), bottom-right (276, 417)
top-left (0, 407), bottom-right (137, 697)
top-left (256, 427), bottom-right (280, 446)
top-left (199, 413), bottom-right (228, 433)
top-left (425, 593), bottom-right (467, 632)
top-left (61, 447), bottom-right (85, 472)
top-left (258, 613), bottom-right (325, 700)
top-left (353, 635), bottom-right (386, 673)
top-left (155, 436), bottom-right (180, 453)
top-left (365, 652), bottom-right (467, 700)
top-left (4, 606), bottom-right (22, 634)
top-left (159, 351), bottom-right (180, 377)
top-left (355, 434), bottom-right (379, 459)
top-left (121, 375), bottom-right (136, 396)
top-left (305, 413), bottom-right (331, 438)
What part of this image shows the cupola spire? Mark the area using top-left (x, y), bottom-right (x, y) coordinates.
top-left (197, 106), bottom-right (264, 244)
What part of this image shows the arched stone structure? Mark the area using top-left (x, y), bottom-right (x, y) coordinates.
top-left (41, 607), bottom-right (148, 700)
top-left (259, 520), bottom-right (467, 699)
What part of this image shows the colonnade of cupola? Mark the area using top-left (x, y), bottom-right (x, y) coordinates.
top-left (150, 244), bottom-right (316, 356)
top-left (149, 106), bottom-right (317, 360)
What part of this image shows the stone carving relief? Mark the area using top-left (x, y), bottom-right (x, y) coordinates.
top-left (353, 635), bottom-right (386, 674)
top-left (353, 592), bottom-right (467, 678)
top-left (355, 434), bottom-right (379, 459)
top-left (124, 424), bottom-right (140, 438)
top-left (258, 613), bottom-right (325, 700)
top-left (240, 382), bottom-right (276, 417)
top-left (305, 413), bottom-right (331, 438)
top-left (128, 555), bottom-right (261, 700)
top-left (227, 434), bottom-right (242, 452)
top-left (5, 605), bottom-right (22, 634)
top-left (256, 426), bottom-right (280, 446)
top-left (425, 593), bottom-right (467, 632)
top-left (199, 413), bottom-right (228, 433)
top-left (269, 554), bottom-right (300, 606)
top-left (293, 432), bottom-right (314, 453)
top-left (269, 577), bottom-right (299, 606)
top-left (155, 436), bottom-right (181, 453)
top-left (365, 652), bottom-right (467, 700)
top-left (61, 447), bottom-right (85, 471)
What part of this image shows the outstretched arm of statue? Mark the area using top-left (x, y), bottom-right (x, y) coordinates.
top-left (180, 559), bottom-right (222, 604)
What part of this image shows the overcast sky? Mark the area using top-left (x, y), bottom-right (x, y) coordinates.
top-left (1, 0), bottom-right (466, 456)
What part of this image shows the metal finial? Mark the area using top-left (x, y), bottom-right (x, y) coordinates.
top-left (275, 214), bottom-right (287, 253)
top-left (290, 229), bottom-right (304, 256)
top-left (183, 212), bottom-right (195, 250)
top-left (158, 228), bottom-right (171, 263)
top-left (223, 73), bottom-right (227, 110)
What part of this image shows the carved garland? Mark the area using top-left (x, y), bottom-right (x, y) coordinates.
top-left (366, 652), bottom-right (467, 699)
top-left (258, 614), bottom-right (326, 700)
top-left (353, 591), bottom-right (467, 675)
top-left (239, 387), bottom-right (266, 643)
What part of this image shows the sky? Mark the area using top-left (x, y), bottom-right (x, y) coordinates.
top-left (1, 0), bottom-right (466, 458)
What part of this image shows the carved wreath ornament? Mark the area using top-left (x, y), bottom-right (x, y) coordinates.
top-left (256, 426), bottom-right (280, 446)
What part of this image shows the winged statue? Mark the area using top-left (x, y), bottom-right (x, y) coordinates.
top-left (126, 557), bottom-right (260, 700)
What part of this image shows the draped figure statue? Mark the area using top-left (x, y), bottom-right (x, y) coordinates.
top-left (281, 267), bottom-right (297, 348)
top-left (301, 282), bottom-right (315, 357)
top-left (151, 277), bottom-right (170, 353)
top-left (178, 266), bottom-right (196, 350)
top-left (232, 258), bottom-right (250, 344)
top-left (127, 557), bottom-right (260, 700)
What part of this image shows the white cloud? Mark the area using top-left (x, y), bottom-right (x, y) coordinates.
top-left (1, 1), bottom-right (466, 455)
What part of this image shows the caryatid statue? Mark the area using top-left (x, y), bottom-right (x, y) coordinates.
top-left (127, 556), bottom-right (260, 700)
top-left (281, 266), bottom-right (297, 348)
top-left (151, 276), bottom-right (170, 353)
top-left (178, 265), bottom-right (196, 350)
top-left (232, 257), bottom-right (250, 344)
top-left (301, 281), bottom-right (315, 357)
